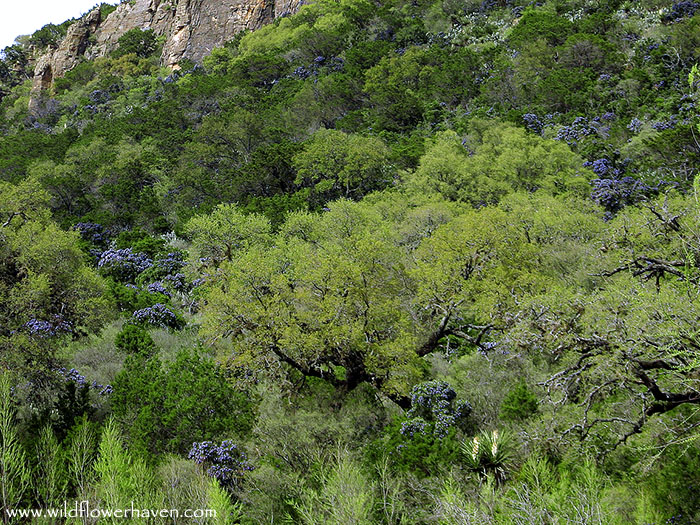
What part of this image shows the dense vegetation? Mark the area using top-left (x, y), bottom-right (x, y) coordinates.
top-left (1, 0), bottom-right (700, 522)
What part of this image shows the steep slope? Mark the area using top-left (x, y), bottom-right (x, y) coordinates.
top-left (29, 0), bottom-right (303, 110)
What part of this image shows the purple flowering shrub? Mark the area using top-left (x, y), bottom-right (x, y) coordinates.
top-left (583, 158), bottom-right (620, 178)
top-left (24, 317), bottom-right (73, 338)
top-left (106, 280), bottom-right (172, 313)
top-left (49, 367), bottom-right (112, 439)
top-left (137, 251), bottom-right (187, 281)
top-left (132, 303), bottom-right (184, 329)
top-left (189, 440), bottom-right (254, 488)
top-left (367, 381), bottom-right (472, 476)
top-left (146, 281), bottom-right (171, 297)
top-left (98, 248), bottom-right (152, 282)
top-left (73, 222), bottom-right (110, 247)
top-left (136, 251), bottom-right (193, 295)
top-left (662, 2), bottom-right (700, 23)
top-left (163, 273), bottom-right (189, 293)
top-left (401, 381), bottom-right (472, 439)
top-left (591, 176), bottom-right (674, 217)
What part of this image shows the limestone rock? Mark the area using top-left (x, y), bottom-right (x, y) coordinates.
top-left (274, 0), bottom-right (304, 18)
top-left (29, 8), bottom-right (101, 113)
top-left (28, 0), bottom-right (303, 112)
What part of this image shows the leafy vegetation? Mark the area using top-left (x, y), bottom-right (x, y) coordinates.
top-left (1, 0), bottom-right (700, 522)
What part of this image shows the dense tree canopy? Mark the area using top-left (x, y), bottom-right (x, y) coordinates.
top-left (1, 0), bottom-right (700, 522)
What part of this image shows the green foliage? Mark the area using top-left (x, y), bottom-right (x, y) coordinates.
top-left (115, 229), bottom-right (166, 256)
top-left (111, 348), bottom-right (254, 455)
top-left (500, 381), bottom-right (538, 422)
top-left (0, 373), bottom-right (30, 518)
top-left (643, 442), bottom-right (700, 522)
top-left (28, 23), bottom-right (69, 49)
top-left (461, 429), bottom-right (513, 483)
top-left (114, 324), bottom-right (157, 355)
top-left (66, 416), bottom-right (98, 496)
top-left (364, 45), bottom-right (479, 131)
top-left (94, 419), bottom-right (163, 512)
top-left (33, 425), bottom-right (67, 508)
top-left (367, 418), bottom-right (460, 476)
top-left (207, 477), bottom-right (243, 524)
top-left (508, 8), bottom-right (574, 48)
top-left (100, 2), bottom-right (118, 19)
top-left (0, 178), bottom-right (111, 379)
top-left (105, 280), bottom-right (167, 312)
top-left (113, 28), bottom-right (158, 59)
top-left (2, 1), bottom-right (700, 521)
top-left (408, 121), bottom-right (592, 205)
top-left (185, 203), bottom-right (271, 266)
top-left (289, 449), bottom-right (375, 525)
top-left (293, 128), bottom-right (393, 204)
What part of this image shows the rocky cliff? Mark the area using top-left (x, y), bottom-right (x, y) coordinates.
top-left (29, 0), bottom-right (302, 111)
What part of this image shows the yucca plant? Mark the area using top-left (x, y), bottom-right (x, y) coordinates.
top-left (461, 429), bottom-right (513, 484)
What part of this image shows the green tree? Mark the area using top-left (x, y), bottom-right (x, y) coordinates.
top-left (114, 28), bottom-right (158, 59)
top-left (293, 129), bottom-right (392, 204)
top-left (290, 449), bottom-right (375, 525)
top-left (0, 178), bottom-right (111, 381)
top-left (67, 416), bottom-right (98, 498)
top-left (0, 373), bottom-right (30, 522)
top-left (408, 121), bottom-right (592, 206)
top-left (111, 349), bottom-right (254, 455)
top-left (500, 381), bottom-right (539, 422)
top-left (185, 203), bottom-right (271, 266)
top-left (94, 420), bottom-right (163, 515)
top-left (33, 426), bottom-right (66, 509)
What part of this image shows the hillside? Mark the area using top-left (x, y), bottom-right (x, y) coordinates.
top-left (1, 0), bottom-right (700, 522)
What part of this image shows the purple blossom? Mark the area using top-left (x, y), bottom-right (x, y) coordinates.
top-left (583, 158), bottom-right (620, 177)
top-left (627, 118), bottom-right (643, 133)
top-left (73, 222), bottom-right (109, 246)
top-left (591, 176), bottom-right (650, 215)
top-left (164, 273), bottom-right (188, 292)
top-left (400, 381), bottom-right (472, 439)
top-left (57, 368), bottom-right (87, 387)
top-left (652, 115), bottom-right (678, 131)
top-left (25, 317), bottom-right (73, 338)
top-left (146, 281), bottom-right (171, 297)
top-left (189, 440), bottom-right (254, 488)
top-left (98, 248), bottom-right (152, 282)
top-left (154, 252), bottom-right (187, 275)
top-left (132, 303), bottom-right (182, 329)
top-left (522, 113), bottom-right (543, 134)
top-left (662, 2), bottom-right (699, 22)
top-left (555, 116), bottom-right (596, 146)
top-left (292, 66), bottom-right (313, 79)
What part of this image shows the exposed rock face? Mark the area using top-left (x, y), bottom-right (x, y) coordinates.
top-left (29, 8), bottom-right (102, 113)
top-left (29, 0), bottom-right (303, 109)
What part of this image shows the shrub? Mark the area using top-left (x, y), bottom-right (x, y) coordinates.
top-left (113, 29), bottom-right (158, 59)
top-left (499, 381), bottom-right (538, 421)
top-left (111, 349), bottom-right (254, 455)
top-left (114, 324), bottom-right (156, 355)
top-left (131, 303), bottom-right (184, 330)
top-left (97, 248), bottom-right (152, 283)
top-left (188, 440), bottom-right (254, 489)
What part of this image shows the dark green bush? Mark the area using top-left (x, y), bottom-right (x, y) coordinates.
top-left (113, 28), bottom-right (158, 59)
top-left (115, 324), bottom-right (156, 356)
top-left (500, 381), bottom-right (538, 421)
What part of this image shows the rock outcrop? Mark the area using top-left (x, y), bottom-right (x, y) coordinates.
top-left (29, 0), bottom-right (303, 110)
top-left (29, 8), bottom-right (102, 114)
